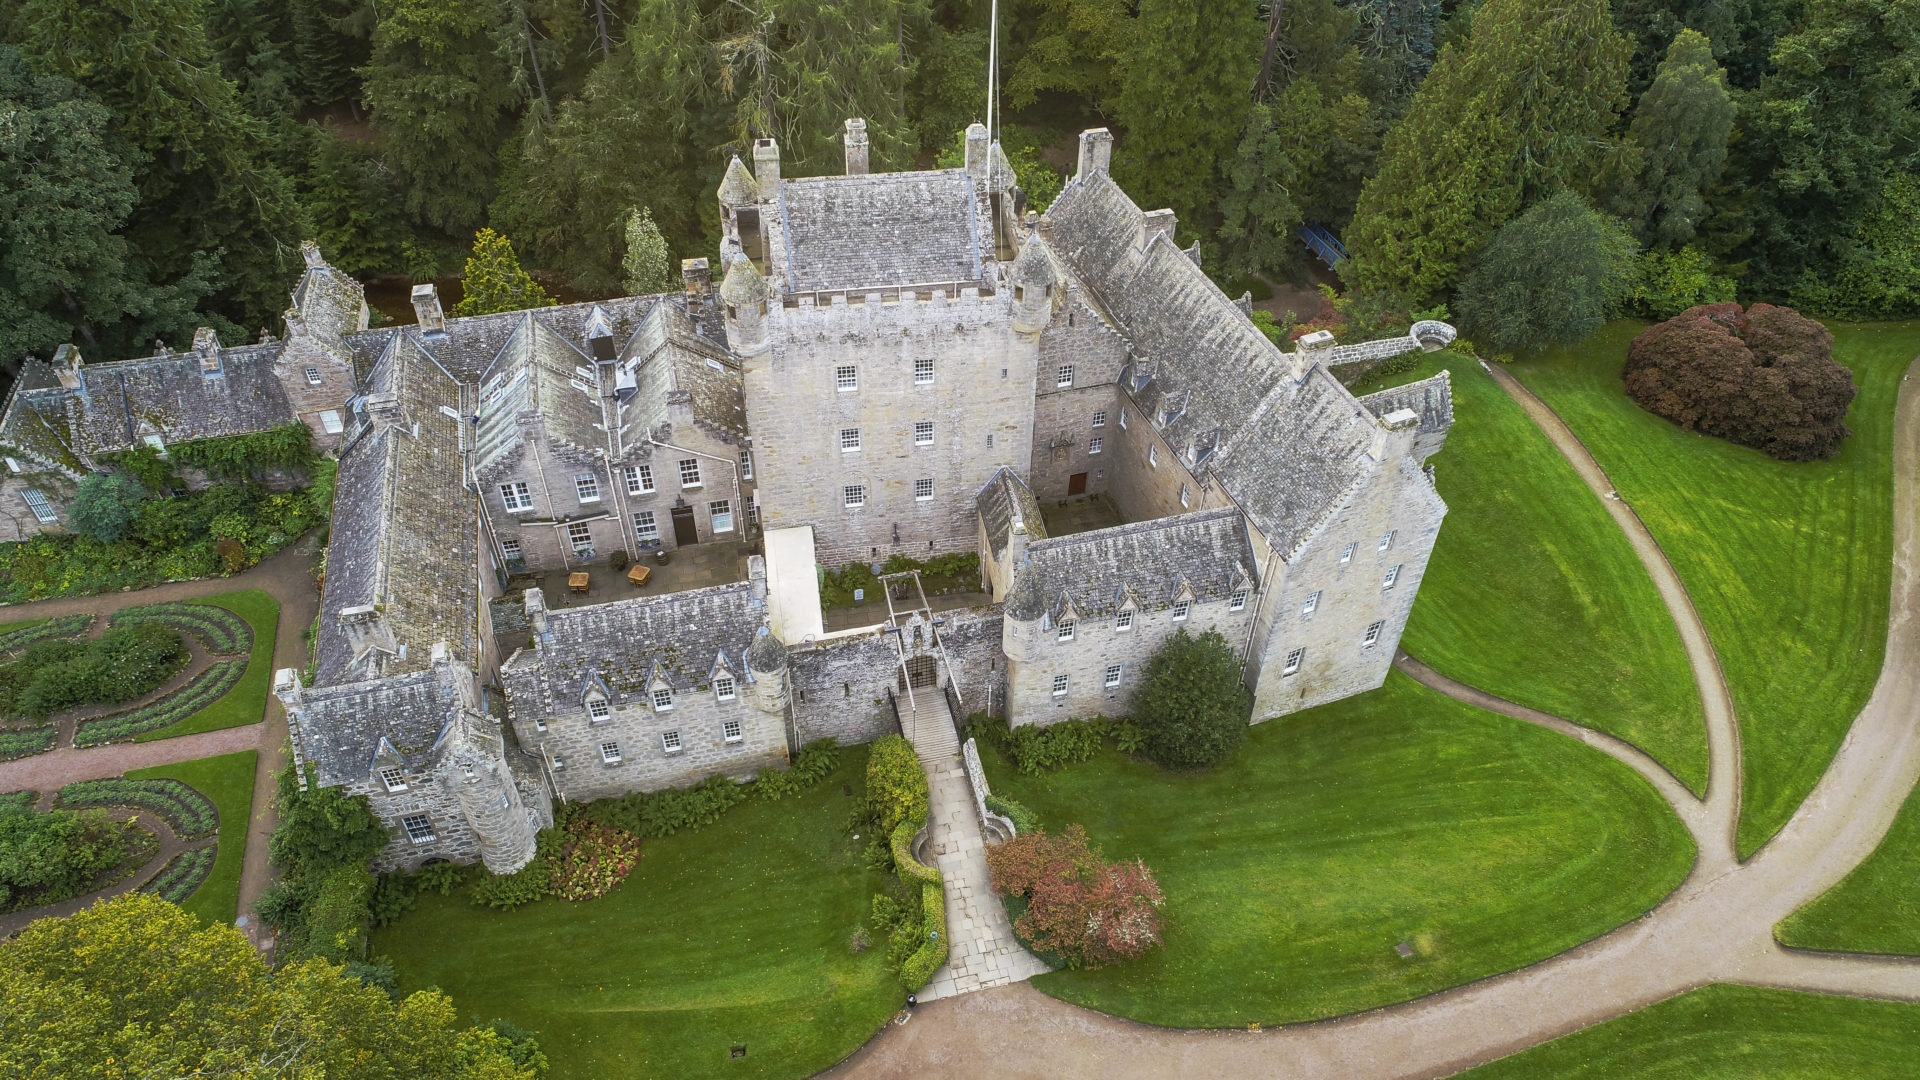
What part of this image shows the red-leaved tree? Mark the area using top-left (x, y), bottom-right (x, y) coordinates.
top-left (985, 824), bottom-right (1165, 968)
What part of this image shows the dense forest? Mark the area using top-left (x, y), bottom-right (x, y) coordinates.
top-left (2, 0), bottom-right (1916, 367)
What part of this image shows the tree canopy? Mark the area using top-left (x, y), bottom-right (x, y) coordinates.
top-left (454, 229), bottom-right (554, 317)
top-left (1455, 192), bottom-right (1638, 355)
top-left (1133, 629), bottom-right (1252, 770)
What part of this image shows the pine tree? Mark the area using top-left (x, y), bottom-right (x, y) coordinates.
top-left (453, 230), bottom-right (554, 317)
top-left (1454, 191), bottom-right (1638, 354)
top-left (289, 0), bottom-right (362, 107)
top-left (1351, 0), bottom-right (1444, 97)
top-left (1002, 0), bottom-right (1137, 111)
top-left (1346, 0), bottom-right (1632, 304)
top-left (622, 208), bottom-right (675, 295)
top-left (298, 126), bottom-right (414, 279)
top-left (1108, 0), bottom-right (1264, 238)
top-left (1625, 29), bottom-right (1734, 249)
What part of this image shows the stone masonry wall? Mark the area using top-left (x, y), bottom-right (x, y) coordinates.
top-left (789, 630), bottom-right (904, 747)
top-left (360, 771), bottom-right (481, 872)
top-left (1028, 289), bottom-right (1130, 503)
top-left (1006, 591), bottom-right (1257, 726)
top-left (511, 691), bottom-right (788, 802)
top-left (1105, 395), bottom-right (1220, 525)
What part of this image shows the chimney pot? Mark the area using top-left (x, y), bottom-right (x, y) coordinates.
top-left (52, 344), bottom-right (84, 390)
top-left (301, 240), bottom-right (325, 268)
top-left (1076, 128), bottom-right (1114, 180)
top-left (193, 327), bottom-right (222, 374)
top-left (752, 137), bottom-right (781, 193)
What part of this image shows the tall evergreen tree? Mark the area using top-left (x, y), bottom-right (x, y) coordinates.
top-left (1351, 0), bottom-right (1444, 97)
top-left (288, 0), bottom-right (364, 107)
top-left (297, 126), bottom-right (414, 279)
top-left (20, 0), bottom-right (309, 336)
top-left (622, 208), bottom-right (675, 295)
top-left (204, 0), bottom-right (302, 116)
top-left (1346, 0), bottom-right (1631, 303)
top-left (1625, 28), bottom-right (1734, 248)
top-left (1109, 0), bottom-right (1264, 238)
top-left (1001, 0), bottom-right (1137, 111)
top-left (1454, 191), bottom-right (1638, 354)
top-left (0, 47), bottom-right (220, 366)
top-left (360, 0), bottom-right (518, 235)
top-left (454, 229), bottom-right (554, 316)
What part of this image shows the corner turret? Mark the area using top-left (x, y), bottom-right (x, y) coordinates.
top-left (720, 257), bottom-right (770, 356)
top-left (1009, 238), bottom-right (1056, 334)
top-left (745, 625), bottom-right (790, 715)
top-left (1001, 562), bottom-right (1045, 664)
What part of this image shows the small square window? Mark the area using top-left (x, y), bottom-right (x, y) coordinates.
top-left (1104, 663), bottom-right (1122, 689)
top-left (319, 410), bottom-right (344, 435)
top-left (1284, 648), bottom-right (1305, 675)
top-left (575, 473), bottom-right (601, 502)
top-left (1052, 674), bottom-right (1069, 696)
top-left (1384, 564), bottom-right (1402, 591)
top-left (986, 433), bottom-right (995, 448)
top-left (840, 428), bottom-right (862, 452)
top-left (679, 458), bottom-right (701, 488)
top-left (501, 482), bottom-right (533, 512)
top-left (1092, 411), bottom-right (1107, 428)
top-left (1089, 437), bottom-right (1103, 455)
top-left (533, 715), bottom-right (547, 732)
top-left (1340, 543), bottom-right (1356, 565)
top-left (662, 730), bottom-right (683, 753)
top-left (1149, 445), bottom-right (1158, 468)
top-left (588, 699), bottom-right (610, 721)
top-left (625, 464), bottom-right (654, 494)
top-left (914, 357), bottom-right (935, 385)
top-left (1057, 364), bottom-right (1074, 387)
top-left (1302, 590), bottom-right (1322, 616)
top-left (304, 365), bottom-right (323, 386)
top-left (1363, 620), bottom-right (1385, 648)
top-left (652, 687), bottom-right (674, 711)
top-left (1379, 530), bottom-right (1397, 552)
top-left (379, 766), bottom-right (406, 792)
top-left (1172, 600), bottom-right (1191, 621)
top-left (747, 502), bottom-right (759, 525)
top-left (710, 499), bottom-right (735, 533)
top-left (1057, 620), bottom-right (1076, 642)
top-left (500, 537), bottom-right (522, 561)
top-left (601, 740), bottom-right (622, 764)
top-left (401, 814), bottom-right (434, 842)
top-left (633, 510), bottom-right (658, 541)
top-left (722, 719), bottom-right (743, 743)
top-left (739, 450), bottom-right (753, 480)
top-left (1229, 589), bottom-right (1249, 612)
top-left (1115, 610), bottom-right (1133, 631)
top-left (835, 365), bottom-right (858, 391)
top-left (915, 478), bottom-right (934, 501)
top-left (914, 421), bottom-right (934, 446)
top-left (843, 485), bottom-right (866, 508)
top-left (715, 676), bottom-right (737, 702)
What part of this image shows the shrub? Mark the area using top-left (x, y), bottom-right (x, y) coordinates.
top-left (865, 735), bottom-right (927, 834)
top-left (574, 772), bottom-right (749, 837)
top-left (984, 794), bottom-right (1040, 835)
top-left (972, 713), bottom-right (1119, 774)
top-left (1454, 192), bottom-right (1638, 355)
top-left (899, 880), bottom-right (948, 990)
top-left (0, 804), bottom-right (131, 910)
top-left (986, 825), bottom-right (1165, 969)
top-left (753, 738), bottom-right (840, 801)
top-left (472, 858), bottom-right (552, 910)
top-left (267, 766), bottom-right (388, 879)
top-left (56, 777), bottom-right (218, 837)
top-left (74, 659), bottom-right (246, 746)
top-left (139, 845), bottom-right (216, 904)
top-left (67, 471), bottom-right (147, 543)
top-left (1134, 630), bottom-right (1252, 770)
top-left (0, 624), bottom-right (187, 720)
top-left (890, 817), bottom-right (939, 883)
top-left (111, 601), bottom-right (252, 654)
top-left (301, 865), bottom-right (374, 961)
top-left (546, 818), bottom-right (642, 902)
top-left (1623, 302), bottom-right (1856, 462)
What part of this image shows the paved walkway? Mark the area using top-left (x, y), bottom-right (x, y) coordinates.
top-left (0, 538), bottom-right (320, 946)
top-left (822, 356), bottom-right (1920, 1078)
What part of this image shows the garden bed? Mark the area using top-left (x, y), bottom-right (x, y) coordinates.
top-left (74, 660), bottom-right (246, 746)
top-left (0, 726), bottom-right (55, 761)
top-left (127, 751), bottom-right (257, 923)
top-left (111, 601), bottom-right (253, 655)
top-left (56, 777), bottom-right (220, 838)
top-left (0, 615), bottom-right (93, 656)
top-left (133, 592), bottom-right (279, 743)
top-left (140, 846), bottom-right (217, 905)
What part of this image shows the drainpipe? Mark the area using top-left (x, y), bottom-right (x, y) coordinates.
top-left (648, 437), bottom-right (743, 544)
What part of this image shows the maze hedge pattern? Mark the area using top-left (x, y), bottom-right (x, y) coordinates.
top-left (111, 603), bottom-right (252, 656)
top-left (140, 846), bottom-right (216, 904)
top-left (0, 615), bottom-right (94, 656)
top-left (74, 660), bottom-right (246, 747)
top-left (56, 777), bottom-right (219, 838)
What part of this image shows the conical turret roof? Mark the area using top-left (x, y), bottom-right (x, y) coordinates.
top-left (719, 156), bottom-right (758, 205)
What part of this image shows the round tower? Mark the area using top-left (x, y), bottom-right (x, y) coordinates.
top-left (746, 624), bottom-right (790, 715)
top-left (1009, 238), bottom-right (1056, 335)
top-left (1001, 562), bottom-right (1045, 664)
top-left (720, 257), bottom-right (770, 356)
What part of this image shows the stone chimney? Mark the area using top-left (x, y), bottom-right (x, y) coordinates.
top-left (523, 586), bottom-right (550, 637)
top-left (748, 553), bottom-right (768, 604)
top-left (965, 122), bottom-right (990, 181)
top-left (338, 604), bottom-right (397, 663)
top-left (411, 283), bottom-right (446, 335)
top-left (192, 327), bottom-right (222, 374)
top-left (843, 118), bottom-right (869, 175)
top-left (52, 344), bottom-right (83, 391)
top-left (752, 137), bottom-right (781, 194)
top-left (364, 392), bottom-right (403, 429)
top-left (1293, 329), bottom-right (1336, 379)
top-left (301, 241), bottom-right (326, 269)
top-left (1143, 209), bottom-right (1177, 246)
top-left (1076, 128), bottom-right (1114, 180)
top-left (682, 257), bottom-right (712, 299)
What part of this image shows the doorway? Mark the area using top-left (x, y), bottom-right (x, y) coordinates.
top-left (1067, 472), bottom-right (1088, 496)
top-left (901, 655), bottom-right (938, 690)
top-left (671, 505), bottom-right (699, 546)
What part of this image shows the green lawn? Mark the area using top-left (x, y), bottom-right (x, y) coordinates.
top-left (1513, 321), bottom-right (1920, 856)
top-left (134, 590), bottom-right (279, 742)
top-left (0, 617), bottom-right (48, 638)
top-left (1449, 985), bottom-right (1920, 1078)
top-left (127, 749), bottom-right (258, 924)
top-left (981, 672), bottom-right (1695, 1027)
top-left (371, 750), bottom-right (899, 1080)
top-left (1775, 775), bottom-right (1920, 956)
top-left (1371, 355), bottom-right (1706, 792)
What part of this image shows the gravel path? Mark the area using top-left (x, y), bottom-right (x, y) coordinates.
top-left (0, 808), bottom-right (209, 939)
top-left (822, 356), bottom-right (1920, 1079)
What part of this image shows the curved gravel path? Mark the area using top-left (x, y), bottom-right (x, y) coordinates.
top-left (0, 808), bottom-right (211, 939)
top-left (822, 356), bottom-right (1920, 1079)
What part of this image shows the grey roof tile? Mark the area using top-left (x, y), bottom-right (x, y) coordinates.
top-left (778, 169), bottom-right (988, 293)
top-left (1025, 507), bottom-right (1256, 620)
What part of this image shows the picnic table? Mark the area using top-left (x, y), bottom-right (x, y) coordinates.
top-left (627, 564), bottom-right (652, 588)
top-left (568, 572), bottom-right (590, 594)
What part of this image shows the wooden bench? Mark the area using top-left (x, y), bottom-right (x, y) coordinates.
top-left (568, 572), bottom-right (590, 594)
top-left (627, 565), bottom-right (652, 588)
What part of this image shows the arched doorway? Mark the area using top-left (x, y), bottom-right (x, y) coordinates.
top-left (900, 655), bottom-right (938, 690)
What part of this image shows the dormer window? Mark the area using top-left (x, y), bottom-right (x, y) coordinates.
top-left (143, 434), bottom-right (166, 457)
top-left (1172, 600), bottom-right (1191, 621)
top-left (587, 699), bottom-right (610, 722)
top-left (652, 687), bottom-right (674, 711)
top-left (1229, 588), bottom-right (1249, 612)
top-left (1115, 610), bottom-right (1133, 631)
top-left (1057, 620), bottom-right (1076, 642)
top-left (380, 767), bottom-right (406, 792)
top-left (715, 676), bottom-right (736, 702)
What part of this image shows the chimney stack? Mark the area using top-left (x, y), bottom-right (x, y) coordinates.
top-left (523, 587), bottom-right (550, 637)
top-left (301, 240), bottom-right (326, 269)
top-left (411, 283), bottom-right (446, 335)
top-left (338, 604), bottom-right (397, 663)
top-left (1143, 209), bottom-right (1177, 246)
top-left (1076, 128), bottom-right (1114, 180)
top-left (52, 344), bottom-right (83, 391)
top-left (193, 327), bottom-right (222, 374)
top-left (752, 137), bottom-right (781, 193)
top-left (965, 122), bottom-right (990, 180)
top-left (843, 118), bottom-right (870, 175)
top-left (682, 257), bottom-right (712, 299)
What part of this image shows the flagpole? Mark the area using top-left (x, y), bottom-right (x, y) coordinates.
top-left (987, 0), bottom-right (999, 144)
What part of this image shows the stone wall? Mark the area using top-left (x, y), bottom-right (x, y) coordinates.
top-left (789, 628), bottom-right (903, 747)
top-left (360, 771), bottom-right (482, 872)
top-left (1104, 395), bottom-right (1218, 525)
top-left (1006, 591), bottom-right (1256, 726)
top-left (1027, 289), bottom-right (1130, 503)
top-left (512, 689), bottom-right (789, 802)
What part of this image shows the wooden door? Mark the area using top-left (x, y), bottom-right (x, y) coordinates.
top-left (671, 505), bottom-right (699, 546)
top-left (1067, 472), bottom-right (1088, 495)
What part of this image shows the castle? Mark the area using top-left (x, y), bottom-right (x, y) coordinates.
top-left (0, 124), bottom-right (1456, 874)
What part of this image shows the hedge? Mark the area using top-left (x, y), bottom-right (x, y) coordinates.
top-left (890, 812), bottom-right (941, 884)
top-left (0, 727), bottom-right (55, 760)
top-left (0, 615), bottom-right (93, 655)
top-left (110, 602), bottom-right (252, 655)
top-left (899, 880), bottom-right (949, 990)
top-left (75, 659), bottom-right (246, 747)
top-left (139, 845), bottom-right (216, 904)
top-left (0, 790), bottom-right (35, 812)
top-left (56, 777), bottom-right (219, 838)
top-left (984, 793), bottom-right (1040, 835)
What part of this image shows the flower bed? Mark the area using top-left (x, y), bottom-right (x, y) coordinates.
top-left (56, 777), bottom-right (219, 838)
top-left (0, 615), bottom-right (94, 656)
top-left (0, 790), bottom-right (35, 812)
top-left (74, 659), bottom-right (246, 747)
top-left (547, 818), bottom-right (642, 902)
top-left (139, 845), bottom-right (216, 904)
top-left (110, 602), bottom-right (252, 655)
top-left (0, 726), bottom-right (55, 761)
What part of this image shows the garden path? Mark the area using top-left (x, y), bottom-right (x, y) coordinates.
top-left (0, 808), bottom-right (211, 939)
top-left (820, 356), bottom-right (1920, 1079)
top-left (0, 538), bottom-right (319, 947)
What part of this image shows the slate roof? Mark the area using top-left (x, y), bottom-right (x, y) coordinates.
top-left (975, 467), bottom-right (1045, 563)
top-left (500, 582), bottom-right (767, 718)
top-left (778, 169), bottom-right (988, 293)
top-left (314, 335), bottom-right (478, 686)
top-left (349, 295), bottom-right (666, 384)
top-left (293, 667), bottom-right (453, 783)
top-left (1358, 372), bottom-right (1454, 436)
top-left (473, 315), bottom-right (609, 472)
top-left (1041, 171), bottom-right (1404, 558)
top-left (1024, 507), bottom-right (1257, 621)
top-left (616, 302), bottom-right (746, 453)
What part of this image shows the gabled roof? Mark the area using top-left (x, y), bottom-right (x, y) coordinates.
top-left (1024, 507), bottom-right (1257, 621)
top-left (616, 303), bottom-right (746, 452)
top-left (778, 169), bottom-right (989, 293)
top-left (473, 315), bottom-right (609, 471)
top-left (292, 667), bottom-right (452, 783)
top-left (975, 467), bottom-right (1045, 563)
